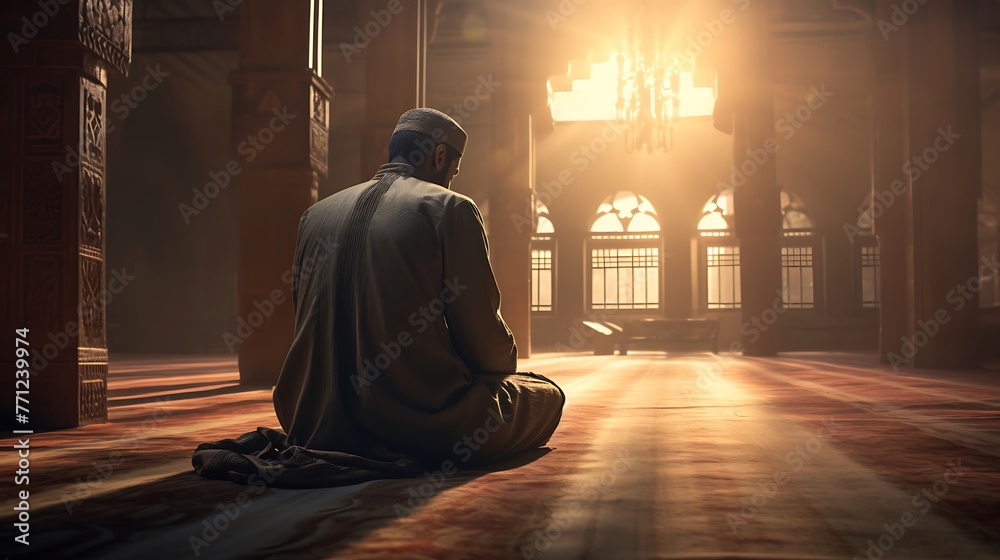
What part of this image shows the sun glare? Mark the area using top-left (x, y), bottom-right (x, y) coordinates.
top-left (550, 53), bottom-right (717, 122)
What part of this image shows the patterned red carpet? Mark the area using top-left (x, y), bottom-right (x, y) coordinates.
top-left (2, 352), bottom-right (999, 559)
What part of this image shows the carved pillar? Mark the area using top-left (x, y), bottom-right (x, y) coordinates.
top-left (359, 0), bottom-right (428, 178)
top-left (0, 0), bottom-right (132, 428)
top-left (233, 0), bottom-right (332, 386)
top-left (731, 0), bottom-right (782, 356)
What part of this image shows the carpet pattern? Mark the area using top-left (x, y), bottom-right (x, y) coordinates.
top-left (1, 352), bottom-right (998, 559)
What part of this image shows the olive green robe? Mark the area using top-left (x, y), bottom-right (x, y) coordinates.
top-left (270, 163), bottom-right (564, 469)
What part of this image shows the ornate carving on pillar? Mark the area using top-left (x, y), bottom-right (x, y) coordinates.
top-left (26, 82), bottom-right (64, 149)
top-left (79, 257), bottom-right (106, 348)
top-left (82, 81), bottom-right (106, 168)
top-left (81, 166), bottom-right (104, 248)
top-left (81, 78), bottom-right (106, 251)
top-left (78, 75), bottom-right (109, 424)
top-left (79, 77), bottom-right (107, 340)
top-left (1, 0), bottom-right (129, 429)
top-left (312, 87), bottom-right (326, 122)
top-left (78, 0), bottom-right (133, 74)
top-left (310, 84), bottom-right (330, 178)
top-left (23, 162), bottom-right (63, 245)
top-left (80, 361), bottom-right (108, 422)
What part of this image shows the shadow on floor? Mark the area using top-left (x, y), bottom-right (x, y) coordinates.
top-left (1, 448), bottom-right (551, 559)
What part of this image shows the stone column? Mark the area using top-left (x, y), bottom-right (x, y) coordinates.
top-left (871, 0), bottom-right (913, 365)
top-left (903, 0), bottom-right (981, 368)
top-left (730, 0), bottom-right (782, 356)
top-left (489, 5), bottom-right (550, 358)
top-left (233, 0), bottom-right (332, 386)
top-left (0, 0), bottom-right (132, 428)
top-left (359, 0), bottom-right (428, 178)
top-left (872, 0), bottom-right (981, 369)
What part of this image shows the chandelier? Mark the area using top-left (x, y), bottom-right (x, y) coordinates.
top-left (615, 4), bottom-right (684, 154)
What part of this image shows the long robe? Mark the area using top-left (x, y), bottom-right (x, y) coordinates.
top-left (193, 163), bottom-right (564, 487)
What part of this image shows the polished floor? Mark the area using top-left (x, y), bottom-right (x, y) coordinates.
top-left (2, 352), bottom-right (999, 559)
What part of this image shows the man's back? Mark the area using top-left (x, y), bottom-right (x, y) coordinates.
top-left (194, 109), bottom-right (564, 487)
top-left (272, 164), bottom-right (559, 463)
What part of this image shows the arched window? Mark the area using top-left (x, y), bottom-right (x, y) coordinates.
top-left (698, 190), bottom-right (740, 309)
top-left (779, 191), bottom-right (817, 309)
top-left (698, 189), bottom-right (735, 236)
top-left (590, 191), bottom-right (661, 310)
top-left (695, 189), bottom-right (818, 310)
top-left (531, 200), bottom-right (555, 313)
top-left (980, 193), bottom-right (999, 309)
top-left (781, 191), bottom-right (815, 234)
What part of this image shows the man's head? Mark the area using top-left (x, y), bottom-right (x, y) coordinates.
top-left (388, 108), bottom-right (467, 189)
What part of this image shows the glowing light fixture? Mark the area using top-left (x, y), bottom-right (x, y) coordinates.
top-left (548, 2), bottom-right (717, 154)
top-left (616, 0), bottom-right (687, 154)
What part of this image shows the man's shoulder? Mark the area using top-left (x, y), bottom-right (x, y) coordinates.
top-left (386, 176), bottom-right (480, 215)
top-left (395, 175), bottom-right (472, 201)
top-left (301, 176), bottom-right (479, 225)
top-left (307, 178), bottom-right (377, 209)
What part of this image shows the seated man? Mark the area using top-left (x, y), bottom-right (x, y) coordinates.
top-left (194, 108), bottom-right (565, 487)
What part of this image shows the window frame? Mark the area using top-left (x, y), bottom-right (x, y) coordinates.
top-left (698, 234), bottom-right (742, 311)
top-left (587, 233), bottom-right (664, 312)
top-left (530, 201), bottom-right (557, 315)
top-left (853, 234), bottom-right (880, 310)
top-left (586, 191), bottom-right (664, 313)
top-left (780, 232), bottom-right (822, 311)
top-left (530, 234), bottom-right (557, 314)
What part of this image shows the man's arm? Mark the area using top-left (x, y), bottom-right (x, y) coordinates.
top-left (441, 199), bottom-right (518, 375)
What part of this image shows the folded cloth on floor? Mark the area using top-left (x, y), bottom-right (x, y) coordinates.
top-left (192, 427), bottom-right (424, 488)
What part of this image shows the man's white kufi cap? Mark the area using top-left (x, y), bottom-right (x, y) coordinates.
top-left (392, 107), bottom-right (468, 155)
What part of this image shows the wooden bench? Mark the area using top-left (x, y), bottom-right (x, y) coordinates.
top-left (580, 320), bottom-right (624, 355)
top-left (582, 318), bottom-right (719, 355)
